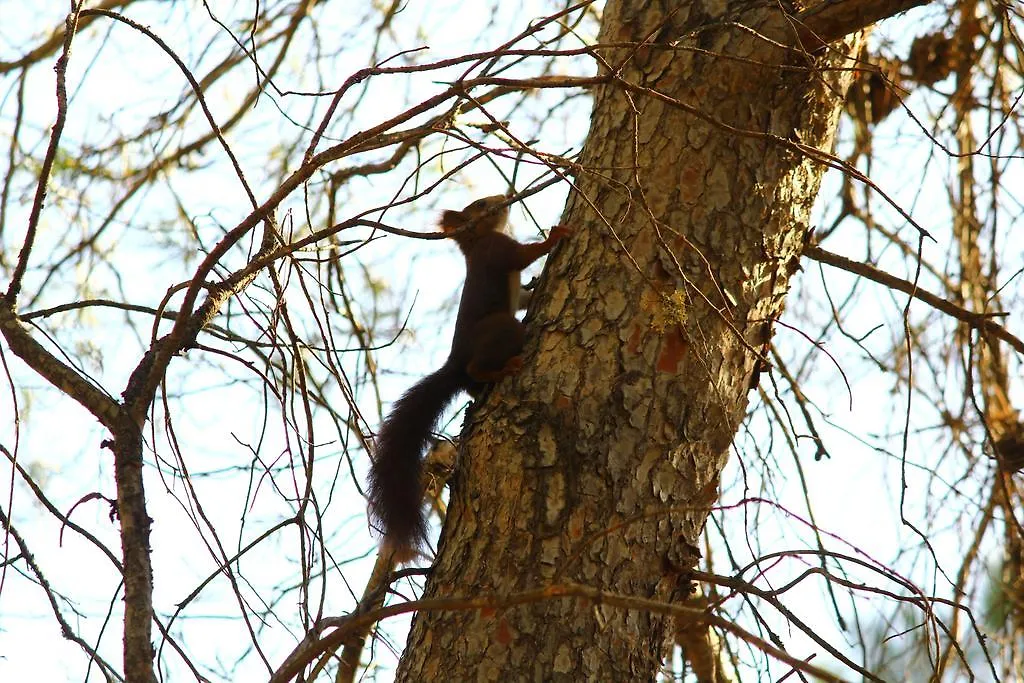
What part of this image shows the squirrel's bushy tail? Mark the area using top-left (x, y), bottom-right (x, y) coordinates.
top-left (368, 363), bottom-right (464, 561)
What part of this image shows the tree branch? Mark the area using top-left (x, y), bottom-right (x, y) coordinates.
top-left (271, 583), bottom-right (844, 683)
top-left (5, 5), bottom-right (81, 303)
top-left (796, 0), bottom-right (931, 48)
top-left (0, 302), bottom-right (120, 428)
top-left (0, 507), bottom-right (124, 681)
top-left (0, 0), bottom-right (132, 73)
top-left (805, 245), bottom-right (1024, 355)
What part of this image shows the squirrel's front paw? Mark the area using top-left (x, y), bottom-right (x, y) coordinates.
top-left (549, 223), bottom-right (571, 243)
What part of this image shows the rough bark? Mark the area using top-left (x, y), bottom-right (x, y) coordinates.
top-left (397, 1), bottom-right (865, 680)
top-left (107, 421), bottom-right (156, 683)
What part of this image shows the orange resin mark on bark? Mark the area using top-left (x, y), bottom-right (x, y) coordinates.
top-left (495, 617), bottom-right (515, 645)
top-left (656, 328), bottom-right (688, 373)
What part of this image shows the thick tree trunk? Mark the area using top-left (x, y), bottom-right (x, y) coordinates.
top-left (399, 2), bottom-right (863, 679)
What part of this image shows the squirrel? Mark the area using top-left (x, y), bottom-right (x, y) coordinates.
top-left (367, 194), bottom-right (570, 562)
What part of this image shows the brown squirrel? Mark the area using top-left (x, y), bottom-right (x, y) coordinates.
top-left (367, 194), bottom-right (570, 561)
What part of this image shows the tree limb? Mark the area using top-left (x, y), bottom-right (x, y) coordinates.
top-left (806, 245), bottom-right (1024, 355)
top-left (796, 0), bottom-right (932, 48)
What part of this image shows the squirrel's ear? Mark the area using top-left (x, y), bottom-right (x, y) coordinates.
top-left (439, 209), bottom-right (465, 232)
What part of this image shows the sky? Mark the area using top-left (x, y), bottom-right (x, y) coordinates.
top-left (1, 1), bottom-right (1020, 680)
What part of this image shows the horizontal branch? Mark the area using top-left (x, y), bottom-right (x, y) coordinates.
top-left (22, 298), bottom-right (178, 322)
top-left (271, 582), bottom-right (843, 683)
top-left (796, 0), bottom-right (931, 48)
top-left (806, 245), bottom-right (1024, 355)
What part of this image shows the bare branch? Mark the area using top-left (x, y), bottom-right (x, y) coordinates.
top-left (806, 245), bottom-right (1024, 356)
top-left (796, 0), bottom-right (932, 48)
top-left (5, 5), bottom-right (82, 303)
top-left (0, 302), bottom-right (120, 428)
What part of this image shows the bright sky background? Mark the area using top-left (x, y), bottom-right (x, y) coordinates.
top-left (1, 1), bottom-right (1019, 680)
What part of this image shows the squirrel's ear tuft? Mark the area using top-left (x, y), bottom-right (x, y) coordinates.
top-left (439, 209), bottom-right (465, 232)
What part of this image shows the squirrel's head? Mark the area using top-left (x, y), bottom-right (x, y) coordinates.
top-left (439, 194), bottom-right (510, 238)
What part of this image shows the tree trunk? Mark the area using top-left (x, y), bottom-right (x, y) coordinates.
top-left (399, 2), bottom-right (863, 679)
